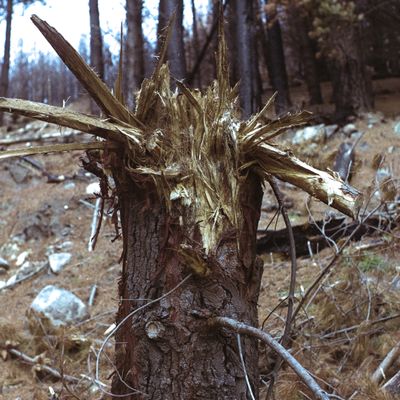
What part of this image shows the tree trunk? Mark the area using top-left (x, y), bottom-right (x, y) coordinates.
top-left (125, 0), bottom-right (145, 108)
top-left (0, 0), bottom-right (13, 125)
top-left (157, 0), bottom-right (187, 81)
top-left (190, 0), bottom-right (201, 88)
top-left (89, 0), bottom-right (104, 80)
top-left (112, 173), bottom-right (264, 399)
top-left (264, 2), bottom-right (291, 115)
top-left (329, 23), bottom-right (373, 119)
top-left (293, 11), bottom-right (322, 105)
top-left (233, 0), bottom-right (260, 119)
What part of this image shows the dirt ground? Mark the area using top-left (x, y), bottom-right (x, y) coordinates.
top-left (0, 78), bottom-right (399, 399)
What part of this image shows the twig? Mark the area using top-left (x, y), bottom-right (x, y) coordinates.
top-left (209, 317), bottom-right (330, 400)
top-left (382, 369), bottom-right (400, 396)
top-left (95, 274), bottom-right (192, 398)
top-left (88, 198), bottom-right (101, 252)
top-left (292, 204), bottom-right (382, 322)
top-left (266, 176), bottom-right (297, 398)
top-left (237, 334), bottom-right (256, 400)
top-left (372, 341), bottom-right (400, 384)
top-left (88, 284), bottom-right (97, 307)
top-left (6, 347), bottom-right (80, 383)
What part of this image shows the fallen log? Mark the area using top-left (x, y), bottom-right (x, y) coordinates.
top-left (257, 213), bottom-right (396, 256)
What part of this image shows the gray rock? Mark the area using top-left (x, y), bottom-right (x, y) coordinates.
top-left (325, 124), bottom-right (338, 139)
top-left (9, 164), bottom-right (30, 183)
top-left (48, 252), bottom-right (72, 274)
top-left (12, 261), bottom-right (47, 282)
top-left (342, 123), bottom-right (357, 136)
top-left (394, 121), bottom-right (400, 136)
top-left (30, 285), bottom-right (89, 327)
top-left (292, 124), bottom-right (326, 144)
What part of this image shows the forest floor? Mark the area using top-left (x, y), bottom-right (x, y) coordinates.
top-left (0, 78), bottom-right (399, 400)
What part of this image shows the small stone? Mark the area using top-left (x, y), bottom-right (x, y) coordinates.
top-left (0, 280), bottom-right (6, 289)
top-left (9, 164), bottom-right (30, 183)
top-left (292, 124), bottom-right (326, 144)
top-left (63, 182), bottom-right (76, 190)
top-left (86, 182), bottom-right (100, 195)
top-left (29, 285), bottom-right (89, 328)
top-left (15, 261), bottom-right (46, 281)
top-left (325, 124), bottom-right (338, 139)
top-left (16, 250), bottom-right (30, 267)
top-left (342, 123), bottom-right (357, 136)
top-left (394, 121), bottom-right (400, 136)
top-left (48, 252), bottom-right (72, 274)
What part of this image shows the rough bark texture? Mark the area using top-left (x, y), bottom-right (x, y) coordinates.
top-left (329, 23), bottom-right (373, 118)
top-left (294, 12), bottom-right (322, 105)
top-left (264, 6), bottom-right (292, 115)
top-left (0, 0), bottom-right (13, 124)
top-left (125, 0), bottom-right (145, 108)
top-left (233, 0), bottom-right (260, 119)
top-left (112, 173), bottom-right (264, 399)
top-left (88, 0), bottom-right (104, 80)
top-left (157, 0), bottom-right (187, 81)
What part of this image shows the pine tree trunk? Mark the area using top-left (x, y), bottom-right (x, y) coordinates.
top-left (295, 13), bottom-right (322, 105)
top-left (233, 0), bottom-right (260, 119)
top-left (125, 0), bottom-right (145, 108)
top-left (329, 23), bottom-right (373, 118)
top-left (0, 0), bottom-right (13, 125)
top-left (264, 6), bottom-right (291, 115)
top-left (112, 173), bottom-right (264, 399)
top-left (89, 0), bottom-right (104, 80)
top-left (157, 0), bottom-right (187, 81)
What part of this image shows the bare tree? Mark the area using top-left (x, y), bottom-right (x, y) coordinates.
top-left (89, 0), bottom-right (104, 80)
top-left (231, 0), bottom-right (260, 118)
top-left (0, 0), bottom-right (13, 124)
top-left (125, 0), bottom-right (145, 108)
top-left (263, 2), bottom-right (291, 115)
top-left (157, 0), bottom-right (187, 80)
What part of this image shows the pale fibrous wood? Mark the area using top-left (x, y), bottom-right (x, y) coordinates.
top-left (0, 15), bottom-right (362, 253)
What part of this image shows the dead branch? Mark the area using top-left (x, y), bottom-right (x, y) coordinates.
top-left (0, 128), bottom-right (82, 145)
top-left (255, 142), bottom-right (363, 218)
top-left (0, 97), bottom-right (141, 144)
top-left (265, 176), bottom-right (297, 398)
top-left (0, 141), bottom-right (113, 160)
top-left (372, 341), bottom-right (400, 384)
top-left (6, 347), bottom-right (80, 383)
top-left (382, 370), bottom-right (400, 396)
top-left (209, 317), bottom-right (330, 400)
top-left (30, 15), bottom-right (141, 127)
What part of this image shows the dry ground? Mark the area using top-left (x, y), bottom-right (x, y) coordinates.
top-left (0, 78), bottom-right (399, 399)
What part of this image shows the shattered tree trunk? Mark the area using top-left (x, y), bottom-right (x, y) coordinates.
top-left (112, 174), bottom-right (263, 398)
top-left (0, 15), bottom-right (363, 400)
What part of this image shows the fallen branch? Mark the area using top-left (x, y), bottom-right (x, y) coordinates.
top-left (382, 370), bottom-right (400, 396)
top-left (208, 317), bottom-right (330, 400)
top-left (6, 347), bottom-right (80, 383)
top-left (372, 341), bottom-right (400, 385)
top-left (0, 128), bottom-right (83, 145)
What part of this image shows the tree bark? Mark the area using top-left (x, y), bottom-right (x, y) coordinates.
top-left (263, 3), bottom-right (291, 115)
top-left (293, 10), bottom-right (322, 105)
top-left (89, 0), bottom-right (104, 80)
top-left (0, 0), bottom-right (13, 124)
top-left (328, 22), bottom-right (373, 118)
top-left (125, 0), bottom-right (145, 108)
top-left (232, 0), bottom-right (260, 119)
top-left (157, 0), bottom-right (187, 81)
top-left (112, 173), bottom-right (264, 399)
